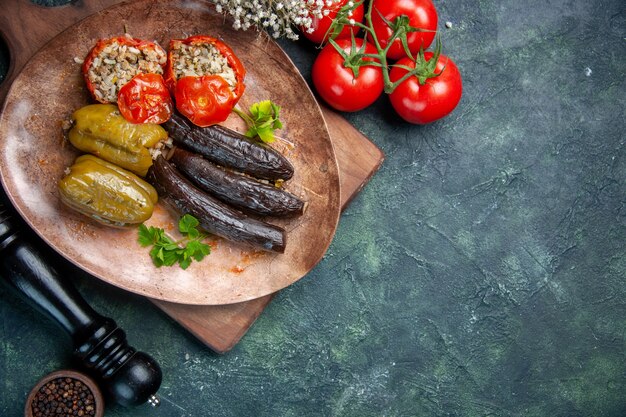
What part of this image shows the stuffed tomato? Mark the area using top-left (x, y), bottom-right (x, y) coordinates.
top-left (164, 35), bottom-right (246, 127)
top-left (82, 36), bottom-right (172, 124)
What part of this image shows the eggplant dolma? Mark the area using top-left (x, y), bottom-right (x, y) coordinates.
top-left (170, 148), bottom-right (305, 217)
top-left (148, 156), bottom-right (286, 253)
top-left (164, 113), bottom-right (294, 181)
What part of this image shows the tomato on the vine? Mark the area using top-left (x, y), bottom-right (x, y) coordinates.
top-left (312, 38), bottom-right (384, 112)
top-left (302, 0), bottom-right (365, 44)
top-left (371, 0), bottom-right (438, 61)
top-left (389, 52), bottom-right (462, 124)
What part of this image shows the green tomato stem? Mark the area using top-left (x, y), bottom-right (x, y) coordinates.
top-left (328, 0), bottom-right (445, 94)
top-left (362, 0), bottom-right (393, 92)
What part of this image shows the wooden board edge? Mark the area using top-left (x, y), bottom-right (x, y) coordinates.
top-left (151, 294), bottom-right (275, 354)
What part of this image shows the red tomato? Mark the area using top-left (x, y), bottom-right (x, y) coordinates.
top-left (117, 73), bottom-right (173, 124)
top-left (312, 38), bottom-right (384, 112)
top-left (389, 53), bottom-right (462, 124)
top-left (371, 0), bottom-right (438, 60)
top-left (302, 0), bottom-right (365, 44)
top-left (174, 76), bottom-right (235, 127)
top-left (165, 35), bottom-right (246, 126)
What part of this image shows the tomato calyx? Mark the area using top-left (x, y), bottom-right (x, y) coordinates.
top-left (328, 33), bottom-right (380, 79)
top-left (373, 10), bottom-right (436, 60)
top-left (390, 36), bottom-right (445, 87)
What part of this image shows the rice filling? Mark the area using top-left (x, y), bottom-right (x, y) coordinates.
top-left (170, 43), bottom-right (237, 90)
top-left (87, 40), bottom-right (166, 103)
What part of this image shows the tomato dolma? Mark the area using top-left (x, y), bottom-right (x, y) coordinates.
top-left (164, 35), bottom-right (246, 127)
top-left (82, 36), bottom-right (172, 124)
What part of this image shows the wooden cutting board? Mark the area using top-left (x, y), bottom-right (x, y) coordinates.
top-left (0, 0), bottom-right (384, 353)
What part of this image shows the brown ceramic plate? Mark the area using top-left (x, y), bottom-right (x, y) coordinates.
top-left (0, 0), bottom-right (340, 305)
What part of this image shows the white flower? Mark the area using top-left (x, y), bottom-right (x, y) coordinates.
top-left (210, 0), bottom-right (326, 39)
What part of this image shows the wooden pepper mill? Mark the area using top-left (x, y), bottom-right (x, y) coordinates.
top-left (0, 198), bottom-right (162, 407)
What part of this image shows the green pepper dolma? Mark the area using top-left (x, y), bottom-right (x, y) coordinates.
top-left (69, 104), bottom-right (167, 176)
top-left (58, 155), bottom-right (158, 227)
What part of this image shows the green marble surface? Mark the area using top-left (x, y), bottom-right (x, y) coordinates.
top-left (1, 0), bottom-right (625, 416)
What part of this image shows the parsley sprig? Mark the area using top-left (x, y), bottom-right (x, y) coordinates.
top-left (138, 214), bottom-right (211, 270)
top-left (234, 100), bottom-right (283, 144)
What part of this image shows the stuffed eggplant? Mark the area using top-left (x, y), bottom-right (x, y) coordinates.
top-left (170, 147), bottom-right (305, 217)
top-left (148, 156), bottom-right (286, 253)
top-left (164, 113), bottom-right (294, 181)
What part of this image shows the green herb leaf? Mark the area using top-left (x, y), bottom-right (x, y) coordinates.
top-left (161, 247), bottom-right (182, 267)
top-left (179, 214), bottom-right (199, 235)
top-left (234, 100), bottom-right (283, 144)
top-left (186, 240), bottom-right (211, 262)
top-left (149, 246), bottom-right (164, 267)
top-left (138, 224), bottom-right (160, 247)
top-left (179, 257), bottom-right (192, 270)
top-left (139, 214), bottom-right (211, 269)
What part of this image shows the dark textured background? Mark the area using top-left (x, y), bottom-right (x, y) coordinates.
top-left (1, 0), bottom-right (625, 416)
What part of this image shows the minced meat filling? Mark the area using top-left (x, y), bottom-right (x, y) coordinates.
top-left (170, 43), bottom-right (237, 90)
top-left (87, 41), bottom-right (166, 103)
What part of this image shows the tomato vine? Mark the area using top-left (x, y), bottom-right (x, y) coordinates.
top-left (327, 0), bottom-right (444, 94)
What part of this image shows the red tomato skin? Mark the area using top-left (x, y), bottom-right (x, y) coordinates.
top-left (389, 53), bottom-right (462, 124)
top-left (174, 76), bottom-right (235, 127)
top-left (312, 39), bottom-right (384, 112)
top-left (117, 73), bottom-right (173, 124)
top-left (371, 0), bottom-right (438, 60)
top-left (302, 0), bottom-right (365, 44)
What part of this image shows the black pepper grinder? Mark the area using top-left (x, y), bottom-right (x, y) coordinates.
top-left (0, 199), bottom-right (162, 407)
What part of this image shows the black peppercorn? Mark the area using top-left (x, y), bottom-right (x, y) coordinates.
top-left (29, 377), bottom-right (97, 417)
